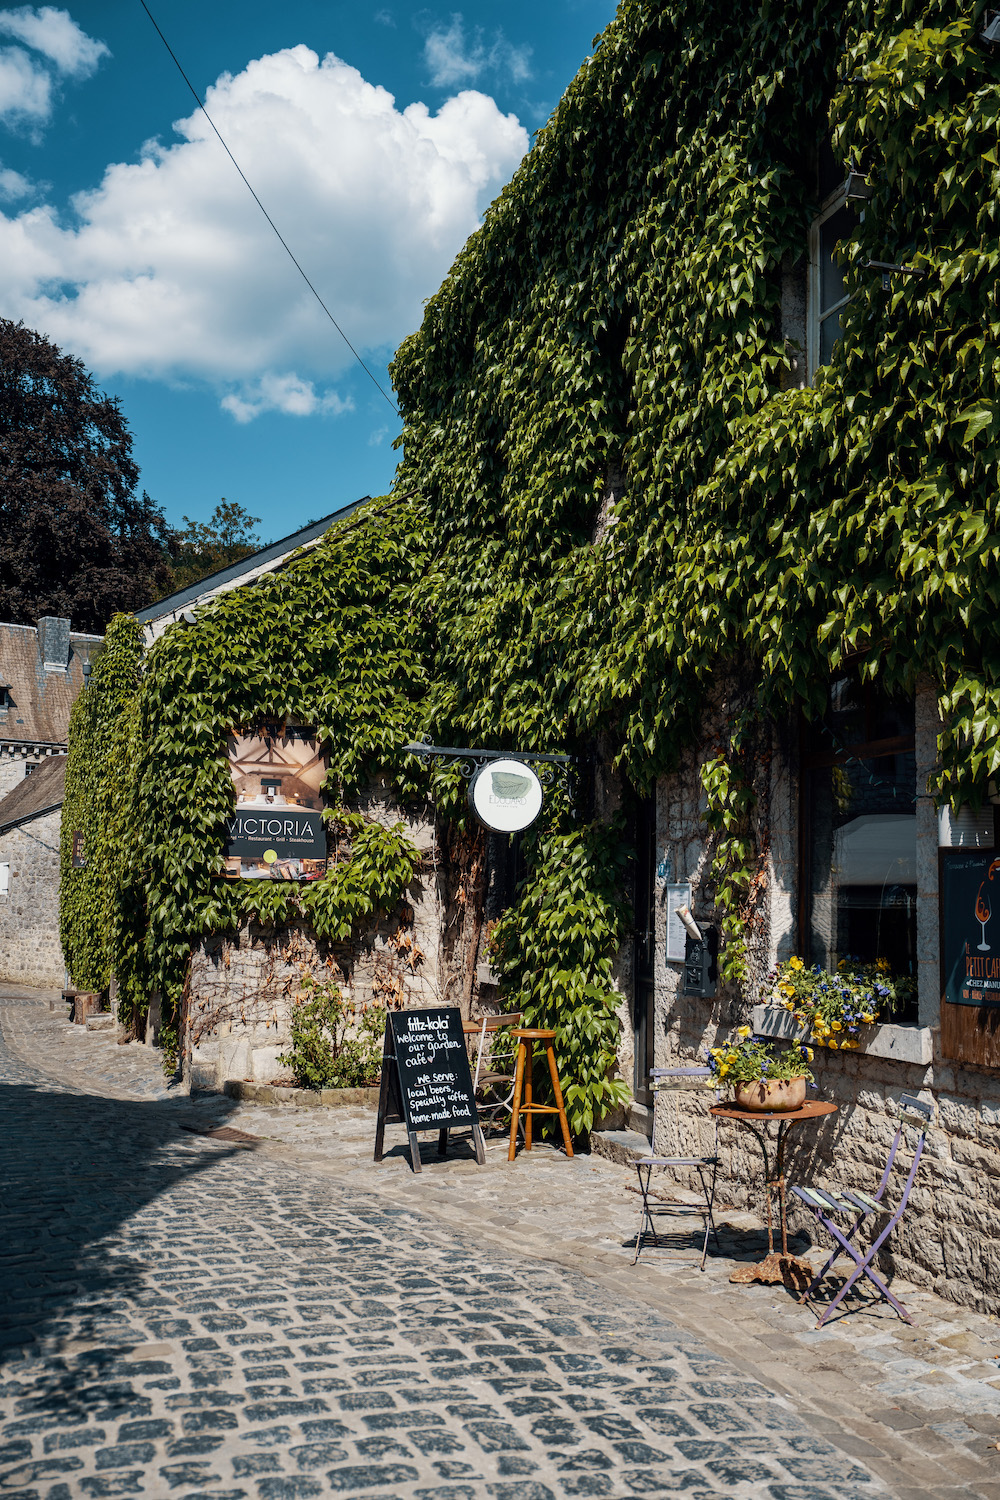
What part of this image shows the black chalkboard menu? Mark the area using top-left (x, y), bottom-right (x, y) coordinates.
top-left (941, 848), bottom-right (1000, 1007)
top-left (373, 1006), bottom-right (485, 1173)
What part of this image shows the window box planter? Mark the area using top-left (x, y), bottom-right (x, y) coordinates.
top-left (751, 1005), bottom-right (933, 1066)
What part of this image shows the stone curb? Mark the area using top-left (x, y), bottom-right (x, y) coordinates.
top-left (222, 1078), bottom-right (379, 1108)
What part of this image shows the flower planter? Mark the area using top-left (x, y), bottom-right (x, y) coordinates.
top-left (733, 1075), bottom-right (807, 1113)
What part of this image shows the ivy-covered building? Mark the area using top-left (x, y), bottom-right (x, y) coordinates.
top-left (63, 0), bottom-right (1000, 1313)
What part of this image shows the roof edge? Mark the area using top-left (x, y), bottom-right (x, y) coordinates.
top-left (135, 497), bottom-right (372, 622)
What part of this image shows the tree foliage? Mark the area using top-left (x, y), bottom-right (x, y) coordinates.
top-left (165, 499), bottom-right (262, 594)
top-left (0, 320), bottom-right (171, 630)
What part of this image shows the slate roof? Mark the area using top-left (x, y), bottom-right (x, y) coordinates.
top-left (0, 622), bottom-right (101, 747)
top-left (0, 754), bottom-right (66, 834)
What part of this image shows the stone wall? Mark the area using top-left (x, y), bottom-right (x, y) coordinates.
top-left (185, 801), bottom-right (451, 1091)
top-left (0, 809), bottom-right (63, 987)
top-left (647, 683), bottom-right (1000, 1318)
top-left (0, 754), bottom-right (39, 799)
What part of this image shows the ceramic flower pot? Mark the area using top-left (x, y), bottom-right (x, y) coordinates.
top-left (733, 1075), bottom-right (807, 1112)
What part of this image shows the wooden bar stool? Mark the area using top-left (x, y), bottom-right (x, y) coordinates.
top-left (508, 1028), bottom-right (574, 1161)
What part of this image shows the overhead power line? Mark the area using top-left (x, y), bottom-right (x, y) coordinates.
top-left (137, 0), bottom-right (399, 414)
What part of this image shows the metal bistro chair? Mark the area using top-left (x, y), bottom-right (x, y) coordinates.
top-left (471, 1010), bottom-right (523, 1129)
top-left (790, 1092), bottom-right (933, 1328)
top-left (632, 1067), bottom-right (720, 1270)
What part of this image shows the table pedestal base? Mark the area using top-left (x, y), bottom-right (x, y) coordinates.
top-left (729, 1251), bottom-right (814, 1289)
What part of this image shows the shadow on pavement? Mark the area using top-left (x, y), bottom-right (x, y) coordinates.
top-left (0, 1071), bottom-right (246, 1363)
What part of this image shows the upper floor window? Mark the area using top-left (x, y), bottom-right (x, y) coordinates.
top-left (807, 138), bottom-right (866, 381)
top-left (809, 195), bottom-right (854, 377)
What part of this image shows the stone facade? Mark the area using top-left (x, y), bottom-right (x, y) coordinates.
top-left (0, 808), bottom-right (63, 987)
top-left (184, 803), bottom-right (451, 1091)
top-left (644, 680), bottom-right (1000, 1317)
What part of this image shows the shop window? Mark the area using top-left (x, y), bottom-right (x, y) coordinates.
top-left (801, 670), bottom-right (919, 1023)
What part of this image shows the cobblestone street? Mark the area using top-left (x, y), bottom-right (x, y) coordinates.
top-left (2, 989), bottom-right (1000, 1500)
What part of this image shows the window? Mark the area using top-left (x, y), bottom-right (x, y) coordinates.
top-left (807, 139), bottom-right (864, 380)
top-left (809, 198), bottom-right (853, 374)
top-left (24, 763), bottom-right (36, 777)
top-left (0, 863), bottom-right (8, 896)
top-left (801, 670), bottom-right (919, 1023)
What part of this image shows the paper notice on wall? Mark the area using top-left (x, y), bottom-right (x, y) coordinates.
top-left (665, 882), bottom-right (692, 963)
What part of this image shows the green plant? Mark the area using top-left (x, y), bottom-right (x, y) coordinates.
top-left (771, 956), bottom-right (910, 1048)
top-left (708, 1029), bottom-right (814, 1089)
top-left (488, 813), bottom-right (632, 1136)
top-left (278, 971), bottom-right (385, 1090)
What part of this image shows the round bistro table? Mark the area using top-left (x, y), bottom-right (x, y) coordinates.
top-left (710, 1098), bottom-right (837, 1277)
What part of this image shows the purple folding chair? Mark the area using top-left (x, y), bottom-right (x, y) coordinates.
top-left (790, 1092), bottom-right (932, 1328)
top-left (632, 1067), bottom-right (720, 1270)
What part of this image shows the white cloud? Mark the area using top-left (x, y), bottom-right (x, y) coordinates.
top-left (0, 44), bottom-right (528, 419)
top-left (0, 8), bottom-right (106, 130)
top-left (221, 372), bottom-right (354, 424)
top-left (424, 14), bottom-right (531, 90)
top-left (0, 43), bottom-right (49, 121)
top-left (0, 6), bottom-right (107, 77)
top-left (0, 162), bottom-right (30, 197)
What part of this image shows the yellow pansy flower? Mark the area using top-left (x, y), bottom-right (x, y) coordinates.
top-left (861, 1013), bottom-right (874, 1024)
top-left (831, 1020), bottom-right (843, 1032)
top-left (789, 956), bottom-right (804, 971)
top-left (737, 1025), bottom-right (751, 1039)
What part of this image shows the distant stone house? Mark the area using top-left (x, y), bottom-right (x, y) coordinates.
top-left (0, 617), bottom-right (100, 986)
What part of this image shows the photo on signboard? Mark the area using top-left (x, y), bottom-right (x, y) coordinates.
top-left (222, 721), bottom-right (329, 881)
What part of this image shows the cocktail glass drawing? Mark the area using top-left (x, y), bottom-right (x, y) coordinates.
top-left (976, 882), bottom-right (992, 951)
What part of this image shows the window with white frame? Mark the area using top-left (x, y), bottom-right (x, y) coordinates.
top-left (0, 863), bottom-right (8, 897)
top-left (808, 192), bottom-right (854, 379)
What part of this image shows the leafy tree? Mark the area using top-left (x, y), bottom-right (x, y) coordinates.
top-left (0, 319), bottom-right (171, 632)
top-left (165, 499), bottom-right (262, 593)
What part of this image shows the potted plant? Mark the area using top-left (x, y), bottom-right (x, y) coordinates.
top-left (770, 956), bottom-right (911, 1049)
top-left (707, 1028), bottom-right (814, 1112)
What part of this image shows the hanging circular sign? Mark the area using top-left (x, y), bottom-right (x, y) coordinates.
top-left (468, 758), bottom-right (543, 833)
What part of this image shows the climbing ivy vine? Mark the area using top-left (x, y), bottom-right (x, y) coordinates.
top-left (63, 0), bottom-right (1000, 1118)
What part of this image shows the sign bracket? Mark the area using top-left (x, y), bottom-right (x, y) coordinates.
top-left (404, 735), bottom-right (574, 794)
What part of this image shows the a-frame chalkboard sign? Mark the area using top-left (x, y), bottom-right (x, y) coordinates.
top-left (373, 1006), bottom-right (486, 1173)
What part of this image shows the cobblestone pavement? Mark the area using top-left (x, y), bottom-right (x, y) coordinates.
top-left (3, 989), bottom-right (1000, 1500)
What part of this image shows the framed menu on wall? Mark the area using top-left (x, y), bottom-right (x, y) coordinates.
top-left (940, 846), bottom-right (1000, 1068)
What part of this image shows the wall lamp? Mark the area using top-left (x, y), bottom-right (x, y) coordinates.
top-left (845, 170), bottom-right (872, 202)
top-left (981, 12), bottom-right (1000, 47)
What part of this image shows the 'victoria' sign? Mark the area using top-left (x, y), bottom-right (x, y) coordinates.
top-left (225, 806), bottom-right (326, 860)
top-left (468, 757), bottom-right (543, 833)
top-left (222, 721), bottom-right (328, 880)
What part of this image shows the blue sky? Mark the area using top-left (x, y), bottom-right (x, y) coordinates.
top-left (0, 2), bottom-right (617, 542)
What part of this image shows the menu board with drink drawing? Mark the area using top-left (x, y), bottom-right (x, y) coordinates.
top-left (373, 1006), bottom-right (486, 1173)
top-left (941, 848), bottom-right (1000, 1007)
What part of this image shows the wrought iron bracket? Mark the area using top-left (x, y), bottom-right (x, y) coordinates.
top-left (404, 735), bottom-right (574, 792)
top-left (860, 257), bottom-right (927, 291)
